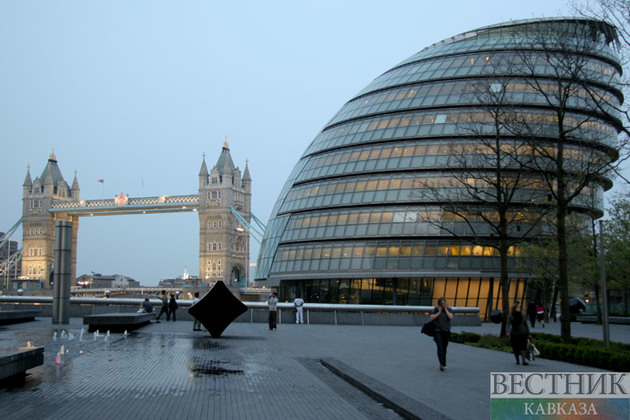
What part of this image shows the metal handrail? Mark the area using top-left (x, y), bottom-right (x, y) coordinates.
top-left (0, 295), bottom-right (479, 313)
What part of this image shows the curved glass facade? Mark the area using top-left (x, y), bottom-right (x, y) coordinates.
top-left (256, 18), bottom-right (622, 316)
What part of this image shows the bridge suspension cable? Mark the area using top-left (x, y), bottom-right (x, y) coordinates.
top-left (0, 249), bottom-right (22, 281)
top-left (1, 218), bottom-right (23, 282)
top-left (230, 207), bottom-right (265, 244)
top-left (250, 212), bottom-right (267, 233)
top-left (0, 218), bottom-right (22, 251)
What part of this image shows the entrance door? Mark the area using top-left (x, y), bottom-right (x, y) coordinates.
top-left (231, 267), bottom-right (240, 286)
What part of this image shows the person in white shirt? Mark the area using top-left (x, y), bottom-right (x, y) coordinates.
top-left (268, 293), bottom-right (278, 330)
top-left (294, 297), bottom-right (305, 324)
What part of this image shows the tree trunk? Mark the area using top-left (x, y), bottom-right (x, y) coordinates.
top-left (594, 284), bottom-right (602, 325)
top-left (558, 203), bottom-right (572, 342)
top-left (487, 278), bottom-right (494, 323)
top-left (551, 281), bottom-right (559, 322)
top-left (499, 245), bottom-right (510, 337)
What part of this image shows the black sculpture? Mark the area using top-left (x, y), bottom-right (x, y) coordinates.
top-left (188, 280), bottom-right (247, 338)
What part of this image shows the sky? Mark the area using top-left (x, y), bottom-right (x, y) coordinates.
top-left (3, 0), bottom-right (618, 286)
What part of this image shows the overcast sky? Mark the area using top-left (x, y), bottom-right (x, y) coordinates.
top-left (4, 0), bottom-right (618, 286)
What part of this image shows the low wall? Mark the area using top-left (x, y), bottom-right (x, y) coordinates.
top-left (0, 297), bottom-right (481, 327)
top-left (235, 308), bottom-right (479, 326)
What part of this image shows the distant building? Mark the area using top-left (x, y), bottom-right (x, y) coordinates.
top-left (158, 277), bottom-right (201, 289)
top-left (0, 235), bottom-right (18, 260)
top-left (158, 266), bottom-right (202, 288)
top-left (75, 273), bottom-right (140, 289)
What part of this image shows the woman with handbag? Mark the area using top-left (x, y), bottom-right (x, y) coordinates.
top-left (429, 297), bottom-right (453, 371)
top-left (507, 303), bottom-right (531, 365)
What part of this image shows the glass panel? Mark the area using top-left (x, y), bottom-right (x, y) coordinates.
top-left (444, 279), bottom-right (459, 305)
top-left (432, 278), bottom-right (446, 302)
top-left (467, 278), bottom-right (480, 308)
top-left (359, 279), bottom-right (372, 304)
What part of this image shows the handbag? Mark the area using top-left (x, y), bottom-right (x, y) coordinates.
top-left (528, 338), bottom-right (540, 357)
top-left (421, 320), bottom-right (436, 337)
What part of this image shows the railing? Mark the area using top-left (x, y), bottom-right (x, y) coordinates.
top-left (0, 296), bottom-right (480, 326)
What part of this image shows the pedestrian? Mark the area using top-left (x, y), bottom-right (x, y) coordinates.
top-left (294, 296), bottom-right (305, 324)
top-left (141, 297), bottom-right (154, 313)
top-left (268, 292), bottom-right (278, 330)
top-left (155, 290), bottom-right (169, 323)
top-left (168, 293), bottom-right (178, 321)
top-left (526, 300), bottom-right (537, 328)
top-left (536, 302), bottom-right (545, 328)
top-left (192, 292), bottom-right (202, 331)
top-left (507, 302), bottom-right (531, 365)
top-left (429, 297), bottom-right (453, 371)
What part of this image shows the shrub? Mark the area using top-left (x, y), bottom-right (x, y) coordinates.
top-left (450, 331), bottom-right (480, 344)
top-left (476, 334), bottom-right (510, 351)
top-left (454, 331), bottom-right (630, 370)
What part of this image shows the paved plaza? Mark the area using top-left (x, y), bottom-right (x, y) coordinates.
top-left (0, 317), bottom-right (628, 420)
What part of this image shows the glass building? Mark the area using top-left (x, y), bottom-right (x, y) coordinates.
top-left (256, 18), bottom-right (622, 318)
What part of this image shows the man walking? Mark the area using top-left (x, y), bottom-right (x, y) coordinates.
top-left (155, 290), bottom-right (169, 323)
top-left (527, 300), bottom-right (537, 328)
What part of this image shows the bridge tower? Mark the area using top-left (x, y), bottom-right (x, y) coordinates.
top-left (21, 152), bottom-right (79, 288)
top-left (198, 141), bottom-right (251, 287)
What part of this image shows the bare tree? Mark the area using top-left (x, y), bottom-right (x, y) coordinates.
top-left (603, 192), bottom-right (630, 300)
top-left (573, 1), bottom-right (630, 183)
top-left (573, 1), bottom-right (630, 66)
top-left (505, 20), bottom-right (623, 342)
top-left (418, 71), bottom-right (549, 336)
top-left (415, 20), bottom-right (622, 342)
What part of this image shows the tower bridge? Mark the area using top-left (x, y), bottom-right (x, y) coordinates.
top-left (49, 194), bottom-right (200, 216)
top-left (12, 142), bottom-right (253, 290)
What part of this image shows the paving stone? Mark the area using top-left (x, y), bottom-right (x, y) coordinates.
top-left (0, 317), bottom-right (627, 419)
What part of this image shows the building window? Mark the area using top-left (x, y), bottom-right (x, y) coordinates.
top-left (205, 260), bottom-right (223, 278)
top-left (233, 192), bottom-right (244, 206)
top-left (30, 200), bottom-right (41, 209)
top-left (29, 226), bottom-right (44, 235)
top-left (28, 248), bottom-right (43, 257)
top-left (27, 264), bottom-right (44, 279)
top-left (207, 191), bottom-right (222, 204)
top-left (207, 219), bottom-right (223, 229)
top-left (207, 242), bottom-right (222, 252)
top-left (234, 238), bottom-right (245, 253)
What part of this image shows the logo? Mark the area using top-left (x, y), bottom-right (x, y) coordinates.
top-left (491, 372), bottom-right (629, 419)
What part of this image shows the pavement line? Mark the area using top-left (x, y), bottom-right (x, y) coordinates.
top-left (319, 357), bottom-right (452, 420)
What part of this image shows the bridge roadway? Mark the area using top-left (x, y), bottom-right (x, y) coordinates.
top-left (49, 194), bottom-right (199, 216)
top-left (0, 318), bottom-right (627, 420)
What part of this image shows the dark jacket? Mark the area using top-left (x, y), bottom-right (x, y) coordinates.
top-left (507, 312), bottom-right (530, 335)
top-left (168, 296), bottom-right (178, 310)
top-left (432, 306), bottom-right (452, 331)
